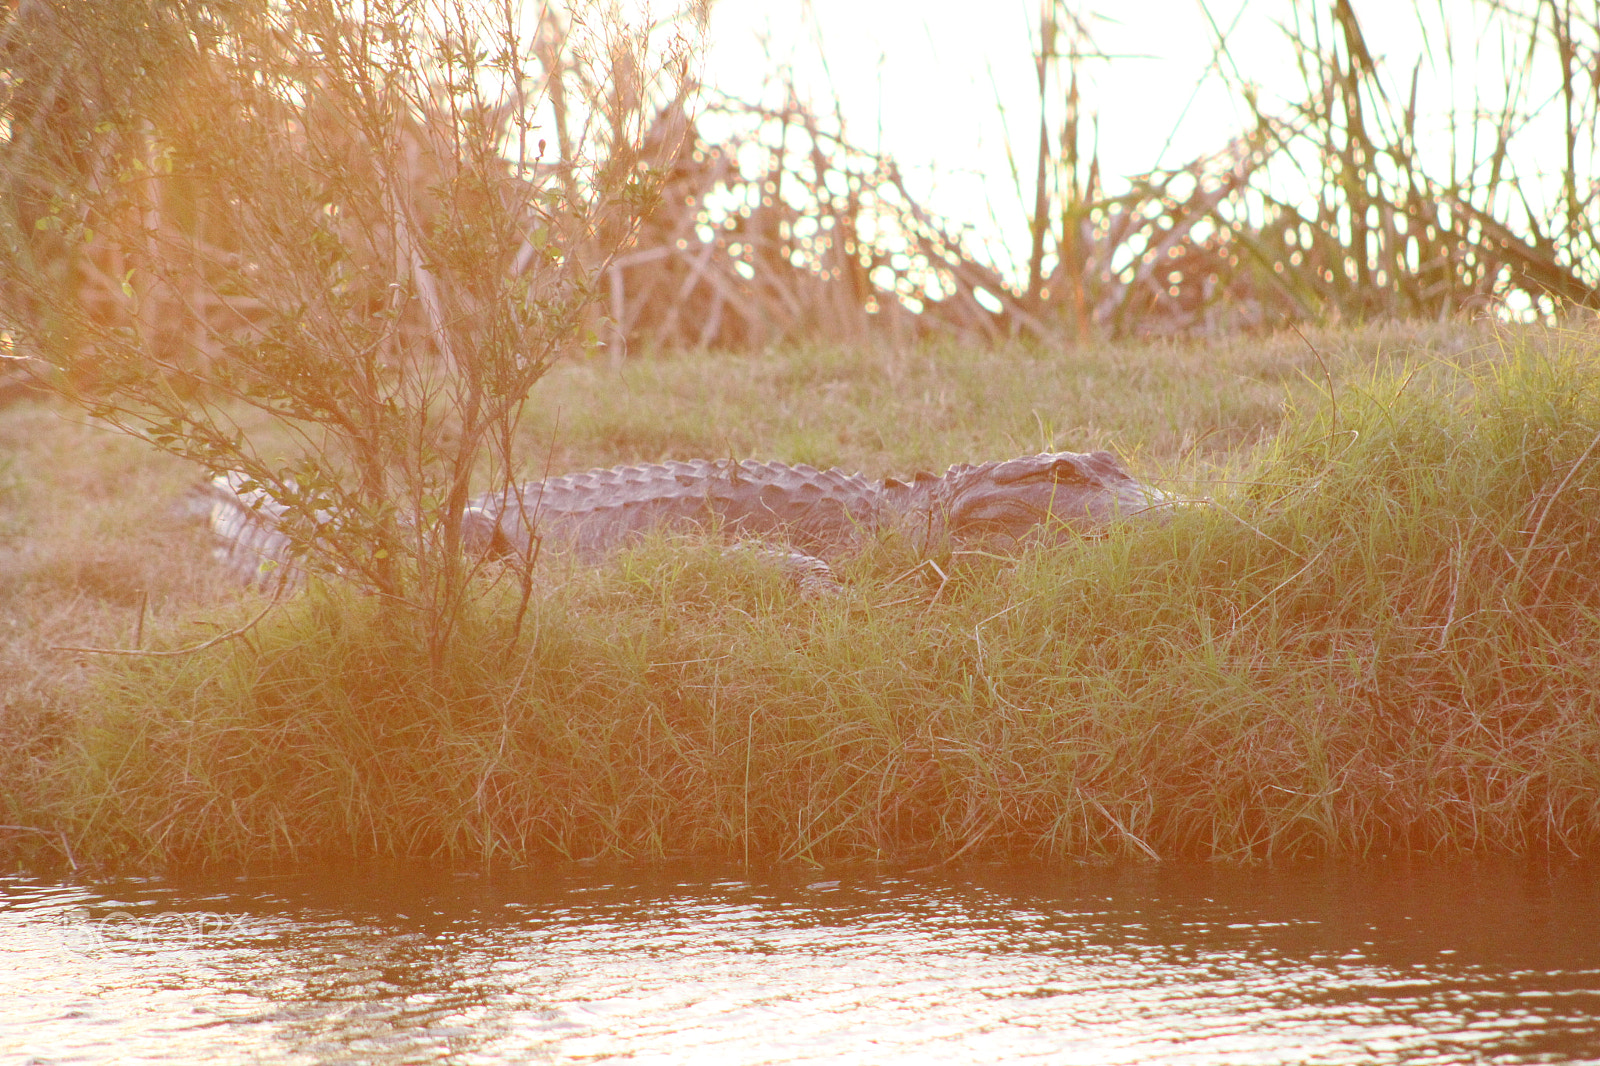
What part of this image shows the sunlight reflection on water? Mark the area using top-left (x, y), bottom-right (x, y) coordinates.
top-left (3, 860), bottom-right (1599, 1065)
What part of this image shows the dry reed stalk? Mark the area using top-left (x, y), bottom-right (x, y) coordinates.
top-left (6, 0), bottom-right (1593, 369)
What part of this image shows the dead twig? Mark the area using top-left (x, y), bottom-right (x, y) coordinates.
top-left (53, 586), bottom-right (283, 658)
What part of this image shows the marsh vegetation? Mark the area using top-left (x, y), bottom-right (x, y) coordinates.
top-left (4, 320), bottom-right (1599, 868)
top-left (0, 0), bottom-right (1597, 870)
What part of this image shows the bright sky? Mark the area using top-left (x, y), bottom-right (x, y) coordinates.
top-left (700, 0), bottom-right (1567, 278)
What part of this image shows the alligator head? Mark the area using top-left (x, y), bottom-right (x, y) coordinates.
top-left (935, 450), bottom-right (1172, 549)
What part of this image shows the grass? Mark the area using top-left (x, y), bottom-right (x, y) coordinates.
top-left (3, 318), bottom-right (1598, 870)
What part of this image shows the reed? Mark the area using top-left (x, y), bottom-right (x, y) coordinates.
top-left (527, 0), bottom-right (1600, 350)
top-left (6, 1), bottom-right (1588, 372)
top-left (1006, 0), bottom-right (1600, 339)
top-left (7, 318), bottom-right (1597, 869)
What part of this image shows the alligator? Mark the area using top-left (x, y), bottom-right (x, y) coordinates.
top-left (201, 449), bottom-right (1173, 591)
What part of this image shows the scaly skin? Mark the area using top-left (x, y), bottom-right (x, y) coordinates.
top-left (465, 450), bottom-right (1169, 559)
top-left (204, 450), bottom-right (1172, 586)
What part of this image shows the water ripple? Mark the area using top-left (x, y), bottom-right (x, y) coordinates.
top-left (2, 860), bottom-right (1598, 1065)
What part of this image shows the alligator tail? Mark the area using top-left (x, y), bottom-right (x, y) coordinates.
top-left (191, 473), bottom-right (299, 588)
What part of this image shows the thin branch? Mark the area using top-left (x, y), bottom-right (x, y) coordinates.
top-left (53, 587), bottom-right (284, 658)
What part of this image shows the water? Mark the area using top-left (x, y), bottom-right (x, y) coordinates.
top-left (3, 859), bottom-right (1599, 1065)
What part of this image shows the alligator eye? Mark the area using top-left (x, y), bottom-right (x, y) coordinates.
top-left (1048, 457), bottom-right (1087, 482)
top-left (990, 456), bottom-right (1054, 485)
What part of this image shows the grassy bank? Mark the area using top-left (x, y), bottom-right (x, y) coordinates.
top-left (4, 320), bottom-right (1598, 869)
